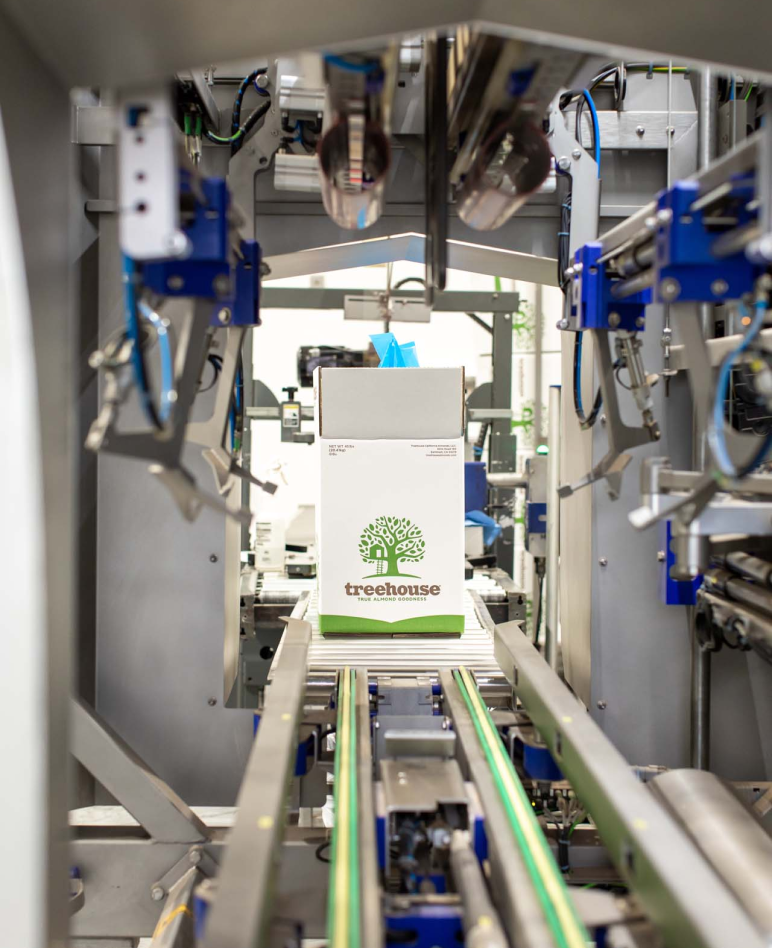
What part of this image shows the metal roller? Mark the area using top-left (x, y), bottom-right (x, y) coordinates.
top-left (651, 769), bottom-right (772, 938)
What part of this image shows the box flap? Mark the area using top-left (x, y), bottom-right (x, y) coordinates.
top-left (316, 367), bottom-right (464, 439)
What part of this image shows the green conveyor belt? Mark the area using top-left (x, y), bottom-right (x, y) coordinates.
top-left (454, 666), bottom-right (592, 948)
top-left (328, 667), bottom-right (361, 948)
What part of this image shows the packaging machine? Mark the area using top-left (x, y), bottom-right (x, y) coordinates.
top-left (3, 5), bottom-right (772, 948)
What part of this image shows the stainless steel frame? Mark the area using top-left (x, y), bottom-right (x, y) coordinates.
top-left (493, 619), bottom-right (767, 948)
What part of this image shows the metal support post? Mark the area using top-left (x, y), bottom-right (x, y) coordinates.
top-left (545, 385), bottom-right (561, 669)
top-left (491, 311), bottom-right (516, 573)
top-left (690, 67), bottom-right (718, 771)
top-left (204, 616), bottom-right (312, 948)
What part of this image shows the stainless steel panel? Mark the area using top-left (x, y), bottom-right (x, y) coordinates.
top-left (4, 0), bottom-right (772, 90)
top-left (0, 11), bottom-right (73, 947)
top-left (381, 758), bottom-right (468, 810)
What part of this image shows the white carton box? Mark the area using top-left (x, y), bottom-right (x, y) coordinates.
top-left (315, 367), bottom-right (465, 635)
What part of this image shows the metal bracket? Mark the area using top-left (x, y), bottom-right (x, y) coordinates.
top-left (558, 331), bottom-right (651, 500)
top-left (151, 847), bottom-right (218, 903)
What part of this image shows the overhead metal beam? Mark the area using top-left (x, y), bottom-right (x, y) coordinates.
top-left (4, 0), bottom-right (772, 90)
top-left (70, 699), bottom-right (209, 843)
top-left (264, 232), bottom-right (557, 287)
top-left (492, 621), bottom-right (767, 948)
top-left (260, 286), bottom-right (520, 312)
top-left (204, 616), bottom-right (312, 948)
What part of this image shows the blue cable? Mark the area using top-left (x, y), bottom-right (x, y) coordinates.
top-left (122, 255), bottom-right (162, 429)
top-left (708, 298), bottom-right (772, 478)
top-left (581, 88), bottom-right (601, 174)
top-left (323, 53), bottom-right (379, 74)
top-left (138, 302), bottom-right (175, 424)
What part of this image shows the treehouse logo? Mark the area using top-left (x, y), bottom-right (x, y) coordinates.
top-left (344, 516), bottom-right (441, 599)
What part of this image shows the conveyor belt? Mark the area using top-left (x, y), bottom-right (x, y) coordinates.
top-left (291, 588), bottom-right (501, 676)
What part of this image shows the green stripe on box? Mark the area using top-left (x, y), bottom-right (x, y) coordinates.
top-left (319, 614), bottom-right (464, 635)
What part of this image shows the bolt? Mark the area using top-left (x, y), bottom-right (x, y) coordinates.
top-left (492, 292), bottom-right (499, 300)
top-left (374, 720), bottom-right (380, 729)
top-left (659, 278), bottom-right (681, 302)
top-left (151, 886), bottom-right (165, 902)
top-left (167, 389), bottom-right (178, 404)
top-left (167, 275), bottom-right (184, 291)
top-left (88, 350), bottom-right (104, 369)
top-left (557, 318), bottom-right (569, 330)
top-left (608, 312), bottom-right (621, 329)
top-left (166, 232), bottom-right (189, 255)
top-left (212, 274), bottom-right (231, 297)
top-left (600, 413), bottom-right (607, 426)
top-left (210, 554), bottom-right (218, 563)
top-left (657, 550), bottom-right (666, 562)
top-left (668, 126), bottom-right (675, 136)
top-left (656, 208), bottom-right (673, 227)
top-left (711, 278), bottom-right (729, 297)
top-left (574, 262), bottom-right (584, 275)
top-left (636, 125), bottom-right (645, 137)
top-left (557, 156), bottom-right (571, 172)
top-left (635, 316), bottom-right (646, 328)
top-left (599, 557), bottom-right (608, 567)
top-left (208, 697), bottom-right (217, 706)
top-left (255, 72), bottom-right (269, 89)
top-left (596, 700), bottom-right (607, 710)
top-left (217, 307), bottom-right (232, 325)
top-left (189, 847), bottom-right (203, 865)
top-left (571, 147), bottom-right (582, 160)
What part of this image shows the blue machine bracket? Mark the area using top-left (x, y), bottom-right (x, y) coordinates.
top-left (141, 172), bottom-right (261, 326)
top-left (658, 520), bottom-right (702, 606)
top-left (570, 242), bottom-right (651, 331)
top-left (654, 179), bottom-right (758, 304)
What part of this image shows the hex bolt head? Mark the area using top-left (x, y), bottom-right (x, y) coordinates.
top-left (189, 847), bottom-right (203, 865)
top-left (88, 350), bottom-right (105, 369)
top-left (557, 156), bottom-right (571, 172)
top-left (596, 700), bottom-right (607, 710)
top-left (217, 307), bottom-right (232, 325)
top-left (212, 274), bottom-right (231, 298)
top-left (255, 72), bottom-right (269, 89)
top-left (608, 312), bottom-right (621, 329)
top-left (659, 278), bottom-right (681, 302)
top-left (600, 413), bottom-right (607, 426)
top-left (599, 557), bottom-right (608, 567)
top-left (657, 551), bottom-right (666, 562)
top-left (557, 318), bottom-right (570, 330)
top-left (711, 279), bottom-right (729, 297)
top-left (635, 316), bottom-right (646, 328)
top-left (151, 886), bottom-right (165, 902)
top-left (571, 148), bottom-right (582, 160)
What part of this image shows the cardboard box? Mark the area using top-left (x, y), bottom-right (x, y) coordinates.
top-left (315, 367), bottom-right (465, 634)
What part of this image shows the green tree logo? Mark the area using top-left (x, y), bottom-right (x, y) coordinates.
top-left (358, 516), bottom-right (426, 578)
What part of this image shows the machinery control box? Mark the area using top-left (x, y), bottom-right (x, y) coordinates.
top-left (314, 367), bottom-right (465, 634)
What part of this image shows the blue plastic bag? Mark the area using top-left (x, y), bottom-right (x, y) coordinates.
top-left (370, 332), bottom-right (419, 367)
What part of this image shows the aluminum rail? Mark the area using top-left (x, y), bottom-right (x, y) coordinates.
top-left (204, 616), bottom-right (311, 948)
top-left (355, 668), bottom-right (381, 948)
top-left (493, 620), bottom-right (766, 948)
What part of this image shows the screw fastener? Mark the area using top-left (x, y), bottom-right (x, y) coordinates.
top-left (599, 557), bottom-right (608, 567)
top-left (597, 700), bottom-right (607, 710)
top-left (151, 886), bottom-right (165, 902)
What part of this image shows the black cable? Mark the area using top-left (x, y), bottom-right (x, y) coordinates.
top-left (199, 355), bottom-right (222, 394)
top-left (315, 841), bottom-right (331, 863)
top-left (533, 570), bottom-right (545, 648)
top-left (392, 276), bottom-right (426, 290)
top-left (231, 68), bottom-right (268, 153)
top-left (573, 333), bottom-right (604, 429)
